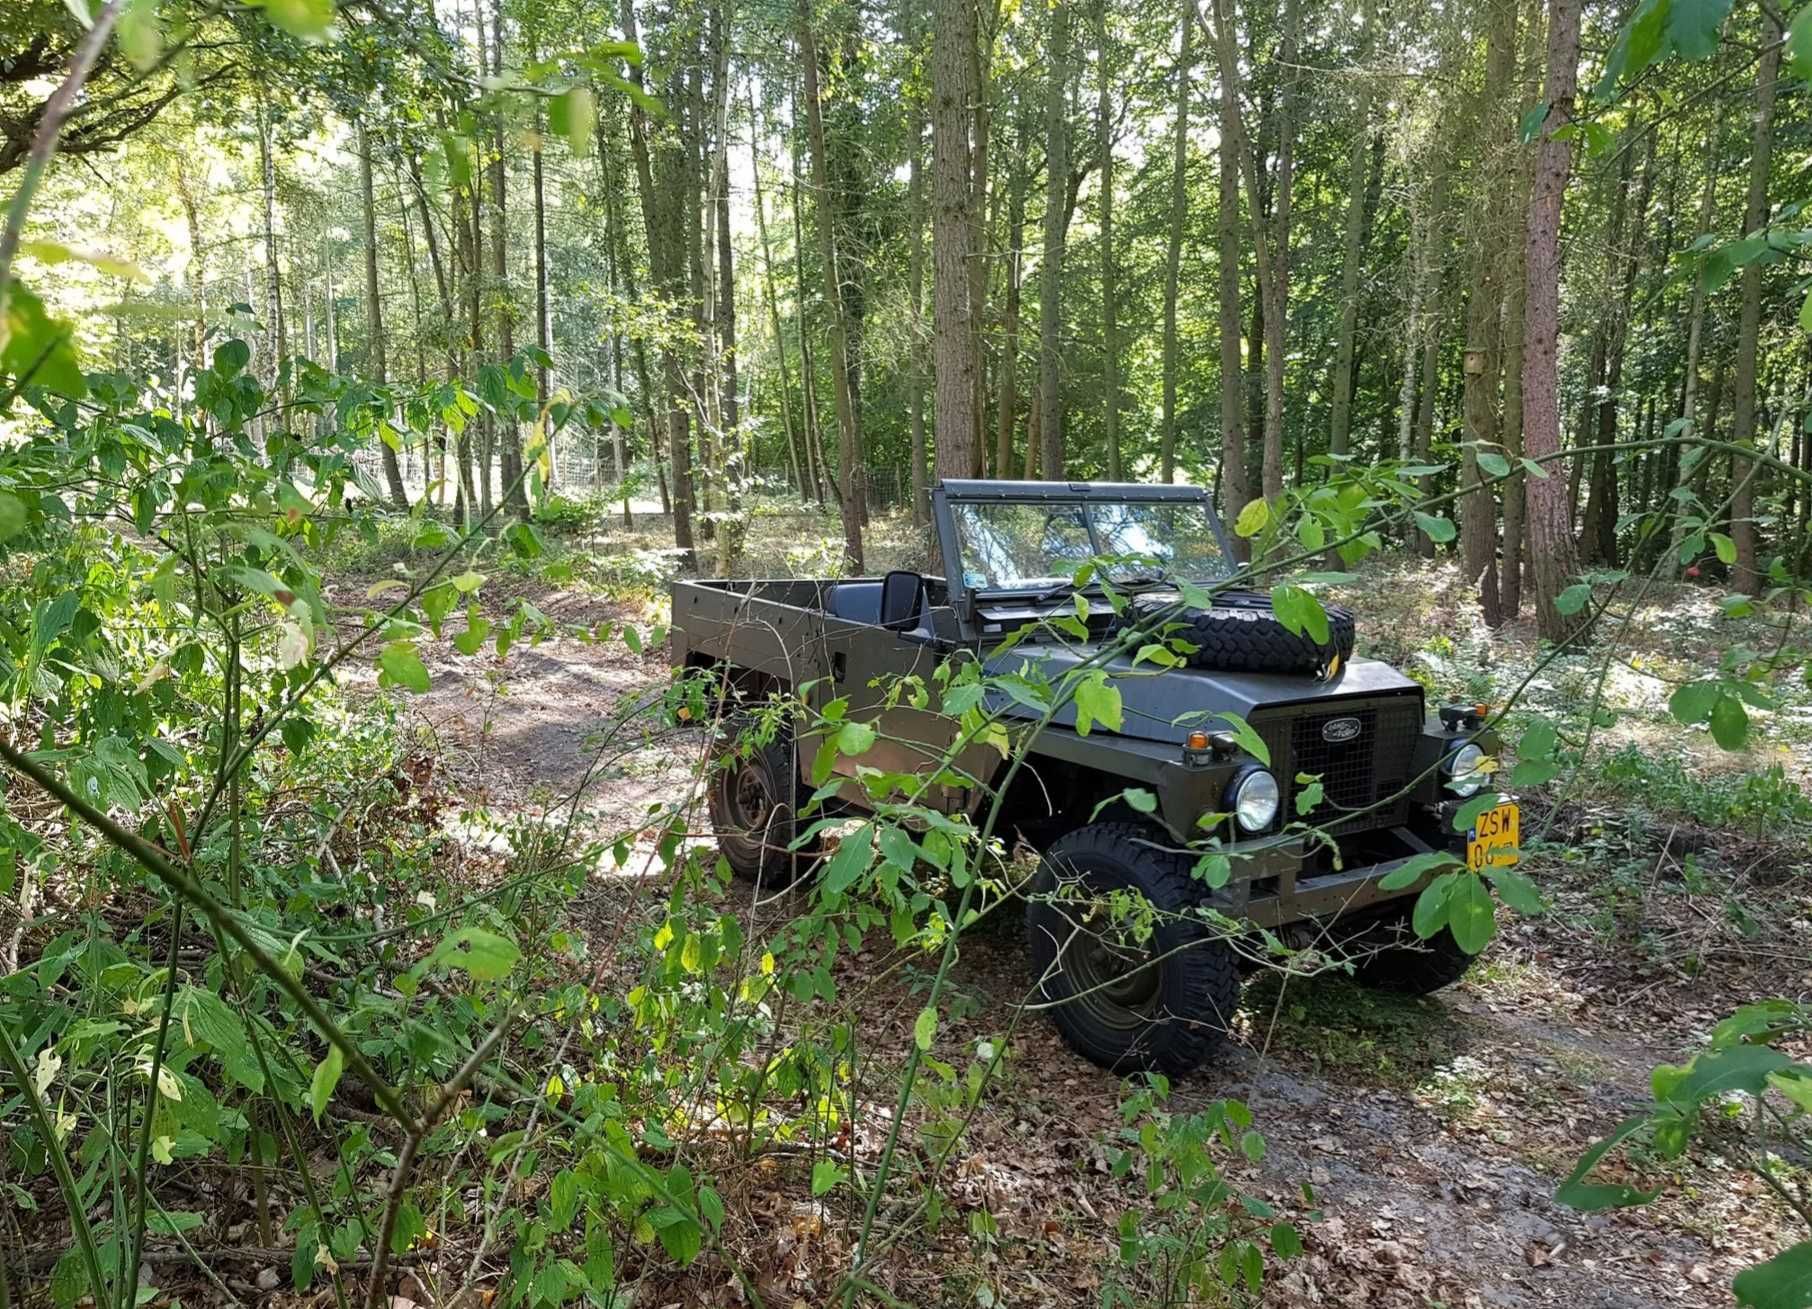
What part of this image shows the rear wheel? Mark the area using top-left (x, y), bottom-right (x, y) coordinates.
top-left (1025, 823), bottom-right (1240, 1074)
top-left (1348, 911), bottom-right (1476, 995)
top-left (707, 717), bottom-right (818, 886)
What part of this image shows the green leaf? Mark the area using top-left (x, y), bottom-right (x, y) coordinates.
top-left (1485, 866), bottom-right (1545, 914)
top-left (453, 612), bottom-right (492, 655)
top-left (0, 490), bottom-right (25, 544)
top-left (1801, 286), bottom-right (1812, 336)
top-left (811, 1160), bottom-right (846, 1196)
top-left (260, 0), bottom-right (335, 41)
top-left (1452, 792), bottom-right (1504, 833)
top-left (1270, 1222), bottom-right (1303, 1259)
top-left (1270, 584), bottom-right (1330, 643)
top-left (1558, 1114), bottom-right (1661, 1211)
top-left (431, 927), bottom-right (521, 981)
top-left (646, 1208), bottom-right (701, 1263)
top-left (914, 1005), bottom-right (938, 1051)
top-left (1554, 583), bottom-right (1592, 616)
top-left (1446, 874), bottom-right (1497, 954)
top-left (1518, 718), bottom-right (1558, 761)
top-left (1210, 712), bottom-right (1271, 766)
top-left (1413, 511), bottom-right (1456, 544)
top-left (1073, 672), bottom-right (1123, 737)
top-left (1477, 451), bottom-right (1511, 478)
top-left (1377, 851), bottom-right (1460, 891)
top-left (1123, 787), bottom-right (1158, 814)
top-left (1666, 0), bottom-right (1732, 59)
top-left (1233, 497), bottom-right (1271, 538)
top-left (549, 86), bottom-right (596, 153)
top-left (1, 283), bottom-right (86, 397)
top-left (835, 720), bottom-right (877, 757)
top-left (1709, 692), bottom-right (1749, 750)
top-left (1735, 1239), bottom-right (1812, 1309)
top-left (1412, 874), bottom-right (1458, 939)
top-left (1790, 4), bottom-right (1812, 82)
top-left (1656, 1045), bottom-right (1793, 1108)
top-left (1710, 531), bottom-right (1737, 565)
top-left (378, 642), bottom-right (430, 693)
top-left (821, 823), bottom-right (875, 894)
top-left (1669, 681), bottom-right (1720, 725)
top-left (309, 1044), bottom-right (344, 1124)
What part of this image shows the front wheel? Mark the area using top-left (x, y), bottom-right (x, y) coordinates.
top-left (707, 717), bottom-right (818, 887)
top-left (1347, 910), bottom-right (1477, 995)
top-left (1025, 823), bottom-right (1241, 1074)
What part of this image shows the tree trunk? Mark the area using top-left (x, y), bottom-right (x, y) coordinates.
top-left (907, 94), bottom-right (930, 520)
top-left (491, 0), bottom-right (527, 514)
top-left (993, 115), bottom-right (1028, 483)
top-left (1458, 0), bottom-right (1516, 624)
top-left (1261, 0), bottom-right (1300, 503)
top-left (623, 0), bottom-right (694, 561)
top-left (257, 90), bottom-right (286, 403)
top-left (533, 107), bottom-right (552, 483)
top-left (800, 12), bottom-right (865, 570)
top-left (968, 7), bottom-right (996, 474)
top-left (750, 91), bottom-right (806, 503)
top-left (1095, 0), bottom-right (1121, 481)
top-left (1662, 126), bottom-right (1721, 576)
top-left (359, 122), bottom-right (408, 508)
top-left (1327, 5), bottom-right (1374, 461)
top-left (932, 0), bottom-right (980, 481)
top-left (1730, 12), bottom-right (1781, 596)
top-left (1521, 0), bottom-right (1586, 640)
top-left (1036, 0), bottom-right (1071, 479)
top-left (1500, 157), bottom-right (1529, 617)
top-left (1158, 0), bottom-right (1192, 483)
top-left (1214, 0), bottom-right (1246, 540)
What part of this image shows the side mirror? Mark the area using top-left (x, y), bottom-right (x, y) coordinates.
top-left (878, 570), bottom-right (927, 629)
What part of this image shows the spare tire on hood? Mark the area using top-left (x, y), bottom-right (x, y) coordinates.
top-left (1125, 590), bottom-right (1356, 677)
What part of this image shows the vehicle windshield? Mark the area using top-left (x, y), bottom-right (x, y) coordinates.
top-left (948, 497), bottom-right (1231, 595)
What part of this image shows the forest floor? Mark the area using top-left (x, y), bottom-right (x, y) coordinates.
top-left (331, 523), bottom-right (1812, 1308)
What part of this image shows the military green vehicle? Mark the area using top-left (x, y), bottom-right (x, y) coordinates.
top-left (669, 480), bottom-right (1512, 1073)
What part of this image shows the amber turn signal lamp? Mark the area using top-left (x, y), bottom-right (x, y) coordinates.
top-left (1186, 730), bottom-right (1210, 751)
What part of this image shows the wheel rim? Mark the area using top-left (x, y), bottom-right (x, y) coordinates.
top-left (717, 757), bottom-right (777, 861)
top-left (1062, 913), bottom-right (1163, 1031)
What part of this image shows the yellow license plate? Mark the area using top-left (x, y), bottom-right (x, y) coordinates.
top-left (1467, 801), bottom-right (1520, 870)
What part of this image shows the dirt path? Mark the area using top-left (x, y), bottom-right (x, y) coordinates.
top-left (365, 595), bottom-right (1787, 1308)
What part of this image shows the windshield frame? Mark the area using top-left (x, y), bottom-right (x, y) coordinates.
top-left (931, 480), bottom-right (1236, 605)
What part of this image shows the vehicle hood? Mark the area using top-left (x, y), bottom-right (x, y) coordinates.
top-left (981, 643), bottom-right (1423, 745)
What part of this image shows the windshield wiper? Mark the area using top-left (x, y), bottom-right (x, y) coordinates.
top-left (1026, 580), bottom-right (1080, 605)
top-left (1114, 566), bottom-right (1174, 590)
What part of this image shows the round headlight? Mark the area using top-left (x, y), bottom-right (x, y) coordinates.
top-left (1446, 742), bottom-right (1486, 796)
top-left (1230, 768), bottom-right (1280, 833)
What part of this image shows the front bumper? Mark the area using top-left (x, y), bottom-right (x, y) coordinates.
top-left (1213, 823), bottom-right (1464, 928)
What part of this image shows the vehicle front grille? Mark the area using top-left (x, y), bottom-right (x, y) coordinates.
top-left (1251, 695), bottom-right (1422, 837)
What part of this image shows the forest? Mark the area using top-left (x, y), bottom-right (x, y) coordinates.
top-left (8, 0), bottom-right (1812, 1303)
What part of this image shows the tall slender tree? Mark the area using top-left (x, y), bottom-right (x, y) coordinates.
top-left (932, 0), bottom-right (979, 480)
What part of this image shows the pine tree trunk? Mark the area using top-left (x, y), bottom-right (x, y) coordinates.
top-left (533, 111), bottom-right (552, 482)
top-left (359, 123), bottom-right (408, 508)
top-left (1500, 157), bottom-right (1529, 617)
top-left (1037, 0), bottom-right (1071, 479)
top-left (257, 91), bottom-right (286, 405)
top-left (1158, 0), bottom-right (1191, 483)
top-left (800, 12), bottom-right (865, 570)
top-left (1730, 12), bottom-right (1781, 596)
top-left (932, 0), bottom-right (980, 481)
top-left (1521, 0), bottom-right (1586, 640)
top-left (491, 0), bottom-right (527, 513)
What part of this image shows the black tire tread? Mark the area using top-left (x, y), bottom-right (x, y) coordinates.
top-left (707, 717), bottom-right (818, 886)
top-left (1162, 590), bottom-right (1357, 676)
top-left (1025, 821), bottom-right (1241, 1074)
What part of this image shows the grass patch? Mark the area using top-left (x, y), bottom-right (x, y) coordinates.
top-left (1243, 972), bottom-right (1468, 1087)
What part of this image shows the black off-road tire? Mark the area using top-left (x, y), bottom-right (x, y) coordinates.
top-left (1349, 911), bottom-right (1476, 995)
top-left (1166, 590), bottom-right (1356, 676)
top-left (1025, 822), bottom-right (1241, 1074)
top-left (707, 717), bottom-right (819, 887)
